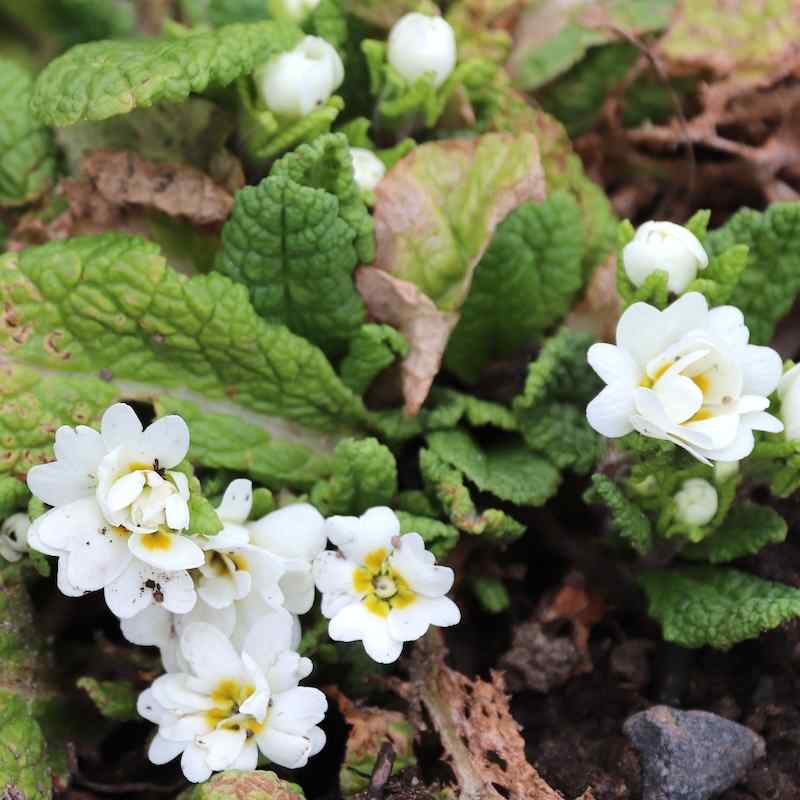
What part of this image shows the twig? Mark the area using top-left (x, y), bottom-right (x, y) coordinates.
top-left (67, 742), bottom-right (187, 795)
top-left (366, 741), bottom-right (397, 800)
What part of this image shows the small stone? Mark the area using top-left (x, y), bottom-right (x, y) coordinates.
top-left (624, 705), bottom-right (765, 800)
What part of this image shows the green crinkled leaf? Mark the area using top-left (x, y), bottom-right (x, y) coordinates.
top-left (214, 171), bottom-right (365, 357)
top-left (310, 438), bottom-right (397, 516)
top-left (706, 203), bottom-right (800, 344)
top-left (510, 0), bottom-right (675, 91)
top-left (31, 20), bottom-right (303, 126)
top-left (76, 678), bottom-right (137, 721)
top-left (0, 365), bottom-right (119, 477)
top-left (0, 235), bottom-right (366, 446)
top-left (307, 0), bottom-right (349, 53)
top-left (177, 769), bottom-right (304, 800)
top-left (425, 429), bottom-right (560, 507)
top-left (426, 389), bottom-right (518, 433)
top-left (207, 0), bottom-right (268, 25)
top-left (373, 133), bottom-right (545, 312)
top-left (0, 477), bottom-right (30, 519)
top-left (683, 503), bottom-right (787, 564)
top-left (188, 490), bottom-right (223, 536)
top-left (419, 448), bottom-right (524, 541)
top-left (641, 566), bottom-right (800, 649)
top-left (396, 511), bottom-right (459, 558)
top-left (445, 193), bottom-right (585, 383)
top-left (471, 575), bottom-right (510, 614)
top-left (0, 693), bottom-right (51, 800)
top-left (339, 324), bottom-right (408, 396)
top-left (270, 133), bottom-right (375, 264)
top-left (586, 474), bottom-right (653, 555)
top-left (0, 59), bottom-right (57, 207)
top-left (155, 397), bottom-right (335, 491)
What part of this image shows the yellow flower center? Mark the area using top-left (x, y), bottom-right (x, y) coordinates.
top-left (205, 678), bottom-right (263, 735)
top-left (353, 547), bottom-right (416, 618)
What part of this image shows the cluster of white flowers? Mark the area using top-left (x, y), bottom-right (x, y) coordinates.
top-left (21, 403), bottom-right (460, 783)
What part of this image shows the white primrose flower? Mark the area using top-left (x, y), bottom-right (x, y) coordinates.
top-left (623, 221), bottom-right (709, 294)
top-left (258, 36), bottom-right (344, 118)
top-left (779, 363), bottom-right (800, 440)
top-left (26, 403), bottom-right (204, 602)
top-left (0, 513), bottom-right (30, 562)
top-left (350, 148), bottom-right (385, 193)
top-left (138, 609), bottom-right (327, 782)
top-left (387, 13), bottom-right (457, 89)
top-left (313, 507), bottom-right (460, 664)
top-left (674, 478), bottom-right (718, 526)
top-left (586, 292), bottom-right (784, 464)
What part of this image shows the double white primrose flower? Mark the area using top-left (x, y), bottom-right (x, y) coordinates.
top-left (586, 292), bottom-right (783, 463)
top-left (258, 36), bottom-right (344, 117)
top-left (139, 609), bottom-right (327, 782)
top-left (122, 486), bottom-right (326, 672)
top-left (387, 13), bottom-right (457, 88)
top-left (623, 221), bottom-right (709, 294)
top-left (313, 507), bottom-right (460, 664)
top-left (27, 404), bottom-right (205, 604)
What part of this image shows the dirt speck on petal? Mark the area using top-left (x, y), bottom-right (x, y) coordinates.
top-left (356, 268), bottom-right (459, 415)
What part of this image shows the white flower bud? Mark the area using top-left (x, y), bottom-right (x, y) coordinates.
top-left (350, 147), bottom-right (385, 192)
top-left (0, 513), bottom-right (29, 563)
top-left (270, 0), bottom-right (320, 21)
top-left (779, 363), bottom-right (800, 440)
top-left (623, 221), bottom-right (709, 294)
top-left (387, 13), bottom-right (457, 88)
top-left (674, 478), bottom-right (718, 526)
top-left (258, 36), bottom-right (344, 118)
top-left (713, 460), bottom-right (739, 483)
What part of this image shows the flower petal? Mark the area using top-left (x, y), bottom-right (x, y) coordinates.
top-left (181, 743), bottom-right (213, 783)
top-left (279, 566), bottom-right (317, 614)
top-left (137, 688), bottom-right (168, 724)
top-left (248, 502), bottom-right (326, 561)
top-left (149, 733), bottom-right (185, 765)
top-left (313, 550), bottom-right (358, 597)
top-left (142, 415), bottom-right (190, 469)
top-left (101, 403), bottom-right (143, 451)
top-left (653, 373), bottom-right (703, 424)
top-left (56, 554), bottom-right (85, 596)
top-left (741, 344), bottom-right (783, 396)
top-left (707, 305), bottom-right (748, 348)
top-left (129, 531), bottom-right (205, 570)
top-left (388, 595), bottom-right (460, 642)
top-left (197, 575), bottom-right (237, 610)
top-left (197, 728), bottom-right (247, 771)
top-left (743, 410), bottom-right (784, 433)
top-left (107, 471), bottom-right (146, 513)
top-left (217, 479), bottom-right (253, 524)
top-left (267, 651), bottom-right (313, 694)
top-left (325, 507), bottom-right (399, 565)
top-left (241, 607), bottom-right (297, 673)
top-left (229, 740), bottom-right (259, 770)
top-left (27, 460), bottom-right (95, 507)
top-left (165, 494), bottom-right (190, 532)
top-left (586, 383), bottom-right (635, 437)
top-left (703, 425), bottom-right (755, 462)
top-left (256, 727), bottom-right (315, 769)
top-left (53, 425), bottom-right (105, 476)
top-left (29, 497), bottom-right (102, 554)
top-left (390, 533), bottom-right (453, 596)
top-left (587, 343), bottom-right (640, 385)
top-left (67, 522), bottom-right (132, 592)
top-left (329, 602), bottom-right (403, 664)
top-left (269, 687), bottom-right (327, 735)
top-left (616, 302), bottom-right (667, 367)
top-left (180, 622), bottom-right (244, 683)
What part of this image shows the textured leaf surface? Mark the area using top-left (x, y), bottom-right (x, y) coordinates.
top-left (396, 512), bottom-right (459, 558)
top-left (707, 203), bottom-right (800, 344)
top-left (339, 324), bottom-right (408, 396)
top-left (683, 503), bottom-right (787, 564)
top-left (76, 678), bottom-right (137, 721)
top-left (420, 448), bottom-right (525, 541)
top-left (177, 769), bottom-right (304, 800)
top-left (31, 21), bottom-right (302, 126)
top-left (586, 474), bottom-right (653, 555)
top-left (0, 235), bottom-right (366, 442)
top-left (426, 429), bottom-right (560, 507)
top-left (641, 566), bottom-right (800, 649)
top-left (311, 438), bottom-right (397, 516)
top-left (0, 693), bottom-right (51, 800)
top-left (373, 133), bottom-right (545, 311)
top-left (0, 59), bottom-right (57, 207)
top-left (446, 192), bottom-right (585, 383)
top-left (216, 137), bottom-right (370, 357)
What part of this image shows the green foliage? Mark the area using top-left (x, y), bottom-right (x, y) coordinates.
top-left (155, 397), bottom-right (335, 491)
top-left (215, 134), bottom-right (369, 357)
top-left (471, 575), bottom-right (511, 614)
top-left (426, 390), bottom-right (518, 433)
top-left (426, 429), bottom-right (560, 507)
top-left (0, 59), bottom-right (57, 207)
top-left (177, 770), bottom-right (304, 800)
top-left (0, 234), bottom-right (366, 438)
top-left (0, 693), bottom-right (51, 799)
top-left (707, 203), bottom-right (800, 343)
top-left (445, 192), bottom-right (586, 383)
top-left (419, 448), bottom-right (525, 541)
top-left (683, 504), bottom-right (787, 564)
top-left (513, 328), bottom-right (604, 473)
top-left (31, 21), bottom-right (303, 126)
top-left (76, 678), bottom-right (138, 721)
top-left (310, 438), bottom-right (397, 516)
top-left (207, 0), bottom-right (268, 25)
top-left (339, 324), bottom-right (408, 395)
top-left (396, 512), bottom-right (459, 558)
top-left (0, 477), bottom-right (30, 518)
top-left (641, 566), bottom-right (800, 649)
top-left (188, 489), bottom-right (224, 536)
top-left (585, 474), bottom-right (653, 555)
top-left (249, 487), bottom-right (275, 519)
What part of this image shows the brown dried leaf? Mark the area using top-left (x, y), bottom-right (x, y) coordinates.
top-left (566, 253), bottom-right (620, 343)
top-left (412, 630), bottom-right (594, 800)
top-left (81, 149), bottom-right (233, 226)
top-left (356, 268), bottom-right (459, 416)
top-left (540, 572), bottom-right (607, 656)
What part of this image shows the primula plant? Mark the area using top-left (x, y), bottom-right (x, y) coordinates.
top-left (6, 2), bottom-right (800, 799)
